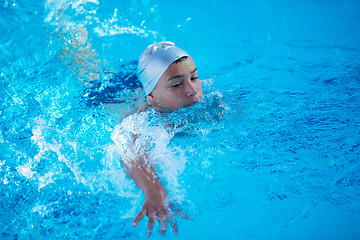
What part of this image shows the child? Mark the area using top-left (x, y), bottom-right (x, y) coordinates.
top-left (112, 42), bottom-right (202, 237)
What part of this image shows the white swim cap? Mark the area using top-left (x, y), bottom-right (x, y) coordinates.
top-left (138, 41), bottom-right (189, 95)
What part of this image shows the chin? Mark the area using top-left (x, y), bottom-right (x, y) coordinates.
top-left (160, 106), bottom-right (177, 113)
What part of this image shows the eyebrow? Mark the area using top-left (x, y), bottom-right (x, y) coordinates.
top-left (168, 75), bottom-right (183, 81)
top-left (167, 68), bottom-right (198, 81)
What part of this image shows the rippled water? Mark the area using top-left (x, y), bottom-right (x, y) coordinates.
top-left (1, 0), bottom-right (360, 239)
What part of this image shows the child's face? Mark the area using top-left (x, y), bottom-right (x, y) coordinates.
top-left (147, 57), bottom-right (203, 113)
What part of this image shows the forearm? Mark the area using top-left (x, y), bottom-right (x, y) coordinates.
top-left (124, 159), bottom-right (167, 199)
top-left (120, 153), bottom-right (186, 236)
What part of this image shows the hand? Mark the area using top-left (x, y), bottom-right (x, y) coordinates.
top-left (122, 157), bottom-right (192, 236)
top-left (132, 191), bottom-right (192, 237)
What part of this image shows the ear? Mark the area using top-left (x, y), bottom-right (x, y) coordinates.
top-left (147, 93), bottom-right (155, 105)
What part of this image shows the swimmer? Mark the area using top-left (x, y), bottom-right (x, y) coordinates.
top-left (112, 42), bottom-right (202, 236)
top-left (51, 10), bottom-right (205, 236)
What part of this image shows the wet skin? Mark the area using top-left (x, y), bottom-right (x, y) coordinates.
top-left (147, 57), bottom-right (203, 113)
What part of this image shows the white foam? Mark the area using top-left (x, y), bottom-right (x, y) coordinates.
top-left (16, 165), bottom-right (36, 179)
top-left (0, 160), bottom-right (4, 171)
top-left (93, 8), bottom-right (158, 38)
top-left (111, 109), bottom-right (188, 201)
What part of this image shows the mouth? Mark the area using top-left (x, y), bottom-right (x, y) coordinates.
top-left (184, 99), bottom-right (199, 108)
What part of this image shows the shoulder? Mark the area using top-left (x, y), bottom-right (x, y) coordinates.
top-left (112, 108), bottom-right (167, 138)
top-left (113, 111), bottom-right (148, 136)
top-left (111, 112), bottom-right (149, 152)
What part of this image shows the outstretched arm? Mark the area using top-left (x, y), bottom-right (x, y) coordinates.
top-left (112, 115), bottom-right (193, 236)
top-left (48, 8), bottom-right (104, 82)
top-left (57, 27), bottom-right (102, 82)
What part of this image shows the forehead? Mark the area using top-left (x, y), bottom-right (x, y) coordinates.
top-left (163, 57), bottom-right (196, 76)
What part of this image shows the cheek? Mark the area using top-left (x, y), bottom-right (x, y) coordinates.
top-left (161, 91), bottom-right (181, 103)
top-left (169, 93), bottom-right (186, 107)
top-left (196, 82), bottom-right (203, 94)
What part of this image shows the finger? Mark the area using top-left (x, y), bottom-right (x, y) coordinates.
top-left (146, 217), bottom-right (155, 237)
top-left (159, 218), bottom-right (167, 235)
top-left (175, 208), bottom-right (194, 219)
top-left (133, 210), bottom-right (146, 227)
top-left (170, 219), bottom-right (178, 236)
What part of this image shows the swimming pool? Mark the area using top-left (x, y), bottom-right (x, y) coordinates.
top-left (1, 0), bottom-right (360, 239)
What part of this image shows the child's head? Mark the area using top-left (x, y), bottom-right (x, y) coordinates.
top-left (138, 42), bottom-right (203, 113)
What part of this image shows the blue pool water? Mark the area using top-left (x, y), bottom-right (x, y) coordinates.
top-left (1, 0), bottom-right (360, 239)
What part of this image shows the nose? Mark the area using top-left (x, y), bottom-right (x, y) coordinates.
top-left (185, 82), bottom-right (198, 97)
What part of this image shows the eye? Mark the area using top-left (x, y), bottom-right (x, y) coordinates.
top-left (172, 83), bottom-right (183, 88)
top-left (191, 76), bottom-right (199, 81)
